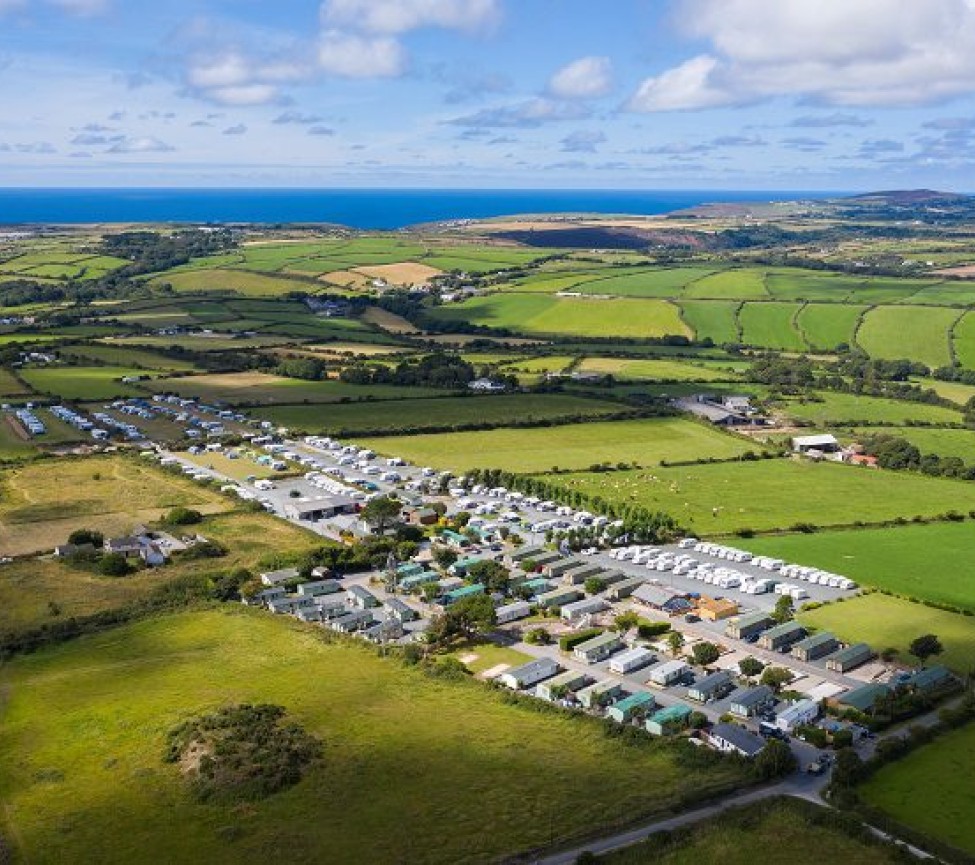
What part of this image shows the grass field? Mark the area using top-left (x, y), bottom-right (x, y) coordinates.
top-left (844, 426), bottom-right (975, 463)
top-left (18, 366), bottom-right (153, 400)
top-left (574, 357), bottom-right (738, 382)
top-left (678, 301), bottom-right (740, 344)
top-left (143, 372), bottom-right (449, 405)
top-left (109, 334), bottom-right (296, 351)
top-left (0, 455), bottom-right (232, 556)
top-left (573, 267), bottom-right (718, 298)
top-left (600, 797), bottom-right (906, 865)
top-left (799, 593), bottom-right (975, 674)
top-left (548, 459), bottom-right (975, 534)
top-left (776, 391), bottom-right (962, 425)
top-left (915, 377), bottom-right (975, 406)
top-left (860, 725), bottom-right (975, 857)
top-left (359, 418), bottom-right (757, 473)
top-left (764, 272), bottom-right (867, 302)
top-left (0, 410), bottom-right (87, 460)
top-left (0, 608), bottom-right (748, 865)
top-left (58, 344), bottom-right (199, 372)
top-left (251, 393), bottom-right (622, 435)
top-left (682, 269), bottom-right (769, 299)
top-left (741, 521), bottom-right (975, 611)
top-left (796, 304), bottom-right (866, 350)
top-left (152, 268), bottom-right (312, 297)
top-left (0, 369), bottom-right (28, 396)
top-left (951, 309), bottom-right (975, 369)
top-left (429, 294), bottom-right (691, 339)
top-left (738, 302), bottom-right (806, 351)
top-left (857, 306), bottom-right (961, 368)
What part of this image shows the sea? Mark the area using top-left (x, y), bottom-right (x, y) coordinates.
top-left (0, 188), bottom-right (841, 230)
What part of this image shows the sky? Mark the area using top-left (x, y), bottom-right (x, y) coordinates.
top-left (3, 0), bottom-right (975, 189)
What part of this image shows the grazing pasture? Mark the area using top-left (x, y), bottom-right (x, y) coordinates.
top-left (573, 267), bottom-right (718, 298)
top-left (573, 357), bottom-right (738, 382)
top-left (738, 302), bottom-right (807, 350)
top-left (776, 391), bottom-right (962, 425)
top-left (844, 426), bottom-right (975, 463)
top-left (57, 344), bottom-right (198, 371)
top-left (17, 366), bottom-right (153, 400)
top-left (796, 304), bottom-right (866, 350)
top-left (678, 301), bottom-right (740, 344)
top-left (151, 268), bottom-right (312, 296)
top-left (951, 309), bottom-right (975, 369)
top-left (857, 305), bottom-right (961, 368)
top-left (682, 269), bottom-right (769, 299)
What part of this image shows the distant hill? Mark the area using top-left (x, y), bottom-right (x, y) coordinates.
top-left (844, 189), bottom-right (973, 206)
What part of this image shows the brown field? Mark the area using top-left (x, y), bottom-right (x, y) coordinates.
top-left (297, 342), bottom-right (410, 356)
top-left (0, 455), bottom-right (231, 556)
top-left (320, 269), bottom-right (372, 289)
top-left (361, 306), bottom-right (421, 334)
top-left (354, 262), bottom-right (443, 285)
top-left (935, 264), bottom-right (975, 278)
top-left (423, 333), bottom-right (547, 346)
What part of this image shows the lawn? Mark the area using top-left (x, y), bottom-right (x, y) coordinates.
top-left (776, 391), bottom-right (962, 426)
top-left (738, 302), bottom-right (807, 351)
top-left (799, 593), bottom-right (975, 674)
top-left (251, 393), bottom-right (621, 435)
top-left (143, 372), bottom-right (449, 405)
top-left (429, 294), bottom-right (691, 339)
top-left (547, 459), bottom-right (975, 534)
top-left (796, 304), bottom-right (866, 351)
top-left (952, 309), bottom-right (975, 369)
top-left (17, 366), bottom-right (153, 400)
top-left (678, 301), bottom-right (741, 344)
top-left (860, 725), bottom-right (975, 857)
top-left (681, 269), bottom-right (769, 300)
top-left (359, 418), bottom-right (757, 473)
top-left (601, 797), bottom-right (906, 865)
top-left (0, 608), bottom-right (749, 865)
top-left (741, 521), bottom-right (975, 611)
top-left (574, 357), bottom-right (738, 382)
top-left (857, 305), bottom-right (962, 368)
top-left (0, 455), bottom-right (232, 556)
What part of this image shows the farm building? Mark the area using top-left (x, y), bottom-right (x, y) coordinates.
top-left (687, 670), bottom-right (734, 703)
top-left (776, 698), bottom-right (821, 732)
top-left (284, 494), bottom-right (357, 522)
top-left (705, 723), bottom-right (766, 758)
top-left (729, 685), bottom-right (774, 718)
top-left (442, 583), bottom-right (486, 605)
top-left (609, 646), bottom-right (656, 675)
top-left (607, 576), bottom-right (646, 601)
top-left (537, 586), bottom-right (583, 609)
top-left (578, 679), bottom-right (623, 709)
top-left (538, 670), bottom-right (591, 702)
top-left (104, 536), bottom-right (143, 558)
top-left (792, 433), bottom-right (840, 455)
top-left (495, 600), bottom-right (532, 624)
top-left (836, 683), bottom-right (891, 715)
top-left (725, 611), bottom-right (774, 640)
top-left (632, 584), bottom-right (693, 615)
top-left (826, 642), bottom-right (875, 673)
top-left (296, 579), bottom-right (342, 598)
top-left (757, 621), bottom-right (807, 652)
top-left (696, 596), bottom-right (739, 622)
top-left (260, 567), bottom-right (301, 587)
top-left (561, 597), bottom-right (609, 624)
top-left (907, 665), bottom-right (956, 693)
top-left (606, 691), bottom-right (656, 723)
top-left (647, 659), bottom-right (690, 687)
top-left (677, 396), bottom-right (749, 426)
top-left (573, 631), bottom-right (624, 664)
top-left (383, 597), bottom-right (419, 622)
top-left (791, 631), bottom-right (840, 661)
top-left (499, 657), bottom-right (561, 690)
top-left (646, 704), bottom-right (692, 736)
top-left (347, 585), bottom-right (380, 609)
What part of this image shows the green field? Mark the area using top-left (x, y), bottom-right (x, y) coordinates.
top-left (251, 393), bottom-right (622, 435)
top-left (109, 334), bottom-right (296, 351)
top-left (799, 593), bottom-right (975, 674)
top-left (574, 357), bottom-right (738, 382)
top-left (741, 521), bottom-right (975, 611)
top-left (151, 268), bottom-right (314, 297)
top-left (143, 372), bottom-right (449, 405)
top-left (951, 309), bottom-right (975, 369)
top-left (0, 369), bottom-right (28, 396)
top-left (777, 391), bottom-right (962, 425)
top-left (916, 377), bottom-right (975, 406)
top-left (359, 418), bottom-right (757, 473)
top-left (738, 302), bottom-right (806, 351)
top-left (429, 294), bottom-right (691, 339)
top-left (548, 459), bottom-right (975, 533)
top-left (860, 724), bottom-right (975, 857)
top-left (796, 304), bottom-right (866, 350)
top-left (844, 426), bottom-right (975, 463)
top-left (682, 269), bottom-right (769, 299)
top-left (0, 608), bottom-right (748, 865)
top-left (0, 410), bottom-right (87, 460)
top-left (600, 798), bottom-right (906, 865)
top-left (857, 306), bottom-right (961, 368)
top-left (678, 301), bottom-right (740, 344)
top-left (58, 344), bottom-right (199, 371)
top-left (764, 272), bottom-right (865, 302)
top-left (18, 366), bottom-right (153, 400)
top-left (574, 267), bottom-right (718, 298)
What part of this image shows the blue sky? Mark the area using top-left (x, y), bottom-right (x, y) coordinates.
top-left (3, 0), bottom-right (975, 189)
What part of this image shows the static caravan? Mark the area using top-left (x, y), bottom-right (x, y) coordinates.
top-left (609, 646), bottom-right (656, 675)
top-left (496, 600), bottom-right (532, 624)
top-left (776, 698), bottom-right (820, 732)
top-left (537, 587), bottom-right (583, 609)
top-left (645, 704), bottom-right (692, 736)
top-left (537, 670), bottom-right (591, 702)
top-left (606, 691), bottom-right (656, 723)
top-left (607, 576), bottom-right (645, 601)
top-left (560, 563), bottom-right (604, 586)
top-left (647, 659), bottom-right (689, 687)
top-left (725, 611), bottom-right (774, 640)
top-left (560, 597), bottom-right (609, 624)
top-left (499, 657), bottom-right (561, 690)
top-left (573, 631), bottom-right (623, 664)
top-left (687, 670), bottom-right (734, 703)
top-left (578, 679), bottom-right (623, 709)
top-left (729, 685), bottom-right (774, 718)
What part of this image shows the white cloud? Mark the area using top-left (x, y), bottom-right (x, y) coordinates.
top-left (322, 0), bottom-right (500, 35)
top-left (449, 97), bottom-right (589, 128)
top-left (318, 30), bottom-right (406, 78)
top-left (549, 56), bottom-right (612, 100)
top-left (628, 0), bottom-right (975, 111)
top-left (0, 0), bottom-right (107, 14)
top-left (107, 135), bottom-right (174, 153)
top-left (560, 129), bottom-right (606, 153)
top-left (184, 50), bottom-right (307, 105)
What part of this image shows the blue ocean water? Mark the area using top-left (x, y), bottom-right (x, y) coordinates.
top-left (0, 188), bottom-right (840, 229)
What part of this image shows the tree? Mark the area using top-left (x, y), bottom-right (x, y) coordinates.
top-left (68, 528), bottom-right (103, 547)
top-left (584, 576), bottom-right (607, 596)
top-left (467, 560), bottom-right (510, 593)
top-left (760, 666), bottom-right (793, 692)
top-left (667, 630), bottom-right (686, 657)
top-left (525, 627), bottom-right (552, 646)
top-left (739, 657), bottom-right (766, 678)
top-left (614, 611), bottom-right (639, 633)
top-left (98, 552), bottom-right (132, 577)
top-left (165, 506), bottom-right (203, 525)
top-left (909, 634), bottom-right (944, 664)
top-left (427, 594), bottom-right (497, 646)
top-left (691, 641), bottom-right (720, 666)
top-left (361, 496), bottom-right (402, 535)
top-left (772, 595), bottom-right (794, 624)
top-left (831, 748), bottom-right (865, 788)
top-left (754, 739), bottom-right (797, 779)
top-left (687, 710), bottom-right (708, 730)
top-left (433, 547), bottom-right (458, 569)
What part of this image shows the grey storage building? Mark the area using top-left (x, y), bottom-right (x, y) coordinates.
top-left (791, 631), bottom-right (840, 661)
top-left (725, 611), bottom-right (774, 640)
top-left (757, 621), bottom-right (806, 651)
top-left (729, 685), bottom-right (774, 718)
top-left (687, 670), bottom-right (734, 703)
top-left (826, 642), bottom-right (875, 673)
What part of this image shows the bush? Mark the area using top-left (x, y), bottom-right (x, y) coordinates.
top-left (165, 507), bottom-right (203, 526)
top-left (98, 552), bottom-right (132, 577)
top-left (637, 621), bottom-right (671, 639)
top-left (558, 628), bottom-right (603, 652)
top-left (525, 627), bottom-right (552, 646)
top-left (67, 528), bottom-right (104, 547)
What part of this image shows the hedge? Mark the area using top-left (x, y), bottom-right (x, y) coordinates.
top-left (558, 627), bottom-right (604, 652)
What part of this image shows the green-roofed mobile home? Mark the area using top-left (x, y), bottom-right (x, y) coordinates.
top-left (606, 691), bottom-right (656, 723)
top-left (646, 704), bottom-right (692, 736)
top-left (442, 583), bottom-right (486, 605)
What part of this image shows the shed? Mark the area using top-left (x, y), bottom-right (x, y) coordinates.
top-left (499, 657), bottom-right (561, 690)
top-left (606, 691), bottom-right (656, 723)
top-left (729, 685), bottom-right (774, 718)
top-left (646, 704), bottom-right (692, 736)
top-left (725, 611), bottom-right (774, 640)
top-left (687, 670), bottom-right (734, 703)
top-left (791, 631), bottom-right (839, 661)
top-left (826, 642), bottom-right (875, 673)
top-left (573, 631), bottom-right (624, 664)
top-left (647, 659), bottom-right (689, 687)
top-left (757, 620), bottom-right (806, 651)
top-left (538, 670), bottom-right (591, 702)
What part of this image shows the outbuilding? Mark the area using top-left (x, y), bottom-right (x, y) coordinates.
top-left (757, 621), bottom-right (806, 651)
top-left (606, 691), bottom-right (656, 723)
top-left (499, 657), bottom-right (561, 690)
top-left (791, 631), bottom-right (839, 661)
top-left (826, 642), bottom-right (875, 673)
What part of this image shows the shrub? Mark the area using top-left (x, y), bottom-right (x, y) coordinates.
top-left (165, 507), bottom-right (204, 525)
top-left (637, 621), bottom-right (671, 639)
top-left (67, 528), bottom-right (104, 547)
top-left (559, 628), bottom-right (603, 652)
top-left (98, 552), bottom-right (132, 577)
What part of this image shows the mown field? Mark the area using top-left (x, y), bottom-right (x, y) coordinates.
top-left (0, 455), bottom-right (232, 556)
top-left (799, 593), bottom-right (975, 674)
top-left (0, 608), bottom-right (749, 865)
top-left (600, 798), bottom-right (907, 865)
top-left (548, 459), bottom-right (975, 534)
top-left (358, 418), bottom-right (757, 473)
top-left (682, 269), bottom-right (768, 299)
top-left (857, 306), bottom-right (962, 368)
top-left (738, 302), bottom-right (806, 351)
top-left (252, 393), bottom-right (621, 435)
top-left (843, 426), bottom-right (975, 462)
top-left (573, 357), bottom-right (738, 382)
top-left (859, 725), bottom-right (975, 857)
top-left (678, 301), bottom-right (740, 345)
top-left (150, 268), bottom-right (315, 297)
top-left (18, 366), bottom-right (155, 400)
top-left (776, 392), bottom-right (963, 426)
top-left (741, 521), bottom-right (975, 611)
top-left (796, 304), bottom-right (866, 350)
